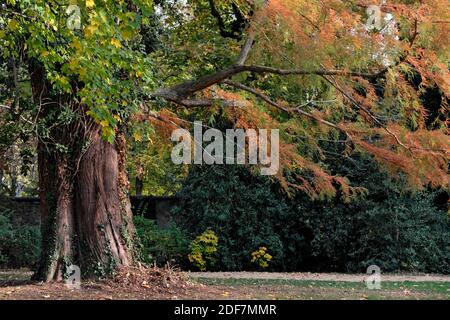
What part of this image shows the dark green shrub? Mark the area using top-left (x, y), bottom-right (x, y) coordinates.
top-left (351, 193), bottom-right (450, 273)
top-left (300, 192), bottom-right (450, 273)
top-left (133, 215), bottom-right (189, 267)
top-left (0, 208), bottom-right (14, 265)
top-left (6, 224), bottom-right (41, 268)
top-left (172, 156), bottom-right (450, 274)
top-left (172, 165), bottom-right (290, 271)
top-left (304, 151), bottom-right (450, 273)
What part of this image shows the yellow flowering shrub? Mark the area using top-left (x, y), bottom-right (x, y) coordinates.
top-left (188, 230), bottom-right (218, 271)
top-left (251, 247), bottom-right (272, 269)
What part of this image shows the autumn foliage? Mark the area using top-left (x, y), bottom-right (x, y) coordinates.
top-left (142, 0), bottom-right (449, 199)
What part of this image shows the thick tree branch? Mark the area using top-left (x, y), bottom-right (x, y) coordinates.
top-left (208, 0), bottom-right (235, 39)
top-left (152, 64), bottom-right (384, 103)
top-left (235, 1), bottom-right (269, 65)
top-left (208, 0), bottom-right (248, 40)
top-left (236, 36), bottom-right (255, 66)
top-left (178, 98), bottom-right (246, 108)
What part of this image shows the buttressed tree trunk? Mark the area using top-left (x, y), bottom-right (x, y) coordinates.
top-left (30, 63), bottom-right (136, 282)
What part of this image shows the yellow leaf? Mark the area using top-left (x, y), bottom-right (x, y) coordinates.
top-left (135, 70), bottom-right (144, 77)
top-left (100, 119), bottom-right (109, 128)
top-left (68, 58), bottom-right (78, 71)
top-left (121, 27), bottom-right (134, 41)
top-left (111, 38), bottom-right (122, 48)
top-left (133, 131), bottom-right (142, 142)
top-left (84, 24), bottom-right (98, 38)
top-left (102, 126), bottom-right (115, 141)
top-left (78, 67), bottom-right (87, 78)
top-left (8, 19), bottom-right (19, 31)
top-left (70, 39), bottom-right (82, 51)
top-left (86, 110), bottom-right (95, 117)
top-left (86, 0), bottom-right (95, 8)
top-left (57, 76), bottom-right (69, 87)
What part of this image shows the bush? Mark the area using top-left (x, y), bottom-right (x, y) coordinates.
top-left (133, 215), bottom-right (189, 267)
top-left (251, 247), bottom-right (273, 269)
top-left (0, 209), bottom-right (14, 265)
top-left (351, 193), bottom-right (450, 273)
top-left (303, 151), bottom-right (450, 273)
top-left (188, 230), bottom-right (219, 271)
top-left (172, 157), bottom-right (450, 273)
top-left (0, 202), bottom-right (41, 268)
top-left (300, 191), bottom-right (450, 273)
top-left (172, 165), bottom-right (288, 271)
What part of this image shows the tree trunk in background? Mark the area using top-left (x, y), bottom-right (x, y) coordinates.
top-left (30, 62), bottom-right (136, 282)
top-left (135, 163), bottom-right (144, 196)
top-left (7, 145), bottom-right (19, 197)
top-left (0, 169), bottom-right (3, 194)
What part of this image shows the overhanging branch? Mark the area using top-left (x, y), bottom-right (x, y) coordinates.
top-left (177, 98), bottom-right (246, 108)
top-left (151, 64), bottom-right (385, 103)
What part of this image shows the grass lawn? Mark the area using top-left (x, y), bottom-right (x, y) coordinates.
top-left (192, 277), bottom-right (450, 300)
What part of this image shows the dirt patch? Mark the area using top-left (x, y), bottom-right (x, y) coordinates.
top-left (0, 267), bottom-right (223, 300)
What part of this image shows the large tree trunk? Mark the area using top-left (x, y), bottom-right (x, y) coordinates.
top-left (34, 126), bottom-right (136, 281)
top-left (30, 62), bottom-right (136, 282)
top-left (74, 129), bottom-right (135, 277)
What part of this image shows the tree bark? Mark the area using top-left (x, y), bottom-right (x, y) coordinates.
top-left (34, 126), bottom-right (137, 281)
top-left (29, 62), bottom-right (136, 282)
top-left (74, 129), bottom-right (136, 277)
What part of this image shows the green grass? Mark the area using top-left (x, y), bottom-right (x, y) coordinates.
top-left (193, 277), bottom-right (450, 300)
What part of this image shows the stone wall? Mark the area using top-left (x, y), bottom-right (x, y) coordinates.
top-left (7, 197), bottom-right (41, 227)
top-left (130, 196), bottom-right (181, 228)
top-left (7, 196), bottom-right (180, 228)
